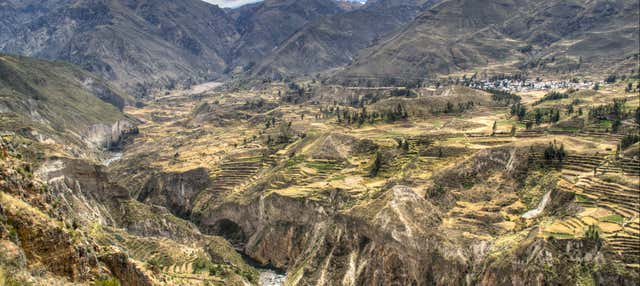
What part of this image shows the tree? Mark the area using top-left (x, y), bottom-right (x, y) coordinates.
top-left (518, 105), bottom-right (527, 121)
top-left (611, 118), bottom-right (621, 133)
top-left (585, 224), bottom-right (601, 242)
top-left (369, 151), bottom-right (383, 177)
top-left (525, 121), bottom-right (533, 130)
top-left (445, 101), bottom-right (454, 113)
top-left (402, 139), bottom-right (410, 152)
top-left (621, 134), bottom-right (640, 149)
top-left (543, 143), bottom-right (556, 161)
top-left (605, 75), bottom-right (617, 83)
top-left (534, 109), bottom-right (543, 125)
top-left (543, 142), bottom-right (566, 165)
top-left (491, 121), bottom-right (497, 136)
top-left (556, 144), bottom-right (566, 162)
top-left (566, 104), bottom-right (574, 115)
top-left (551, 109), bottom-right (560, 123)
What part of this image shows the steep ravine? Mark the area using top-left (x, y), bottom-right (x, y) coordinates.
top-left (132, 146), bottom-right (639, 285)
top-left (193, 187), bottom-right (472, 285)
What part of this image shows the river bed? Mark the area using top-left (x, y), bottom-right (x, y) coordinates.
top-left (259, 269), bottom-right (286, 286)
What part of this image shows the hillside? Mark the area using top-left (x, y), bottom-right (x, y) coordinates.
top-left (250, 0), bottom-right (438, 78)
top-left (1, 1), bottom-right (639, 285)
top-left (0, 55), bottom-right (259, 286)
top-left (335, 0), bottom-right (640, 83)
top-left (0, 54), bottom-right (135, 157)
top-left (0, 0), bottom-right (239, 97)
top-left (104, 77), bottom-right (640, 285)
top-left (230, 0), bottom-right (345, 71)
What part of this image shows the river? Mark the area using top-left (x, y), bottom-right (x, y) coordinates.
top-left (238, 249), bottom-right (286, 286)
top-left (259, 269), bottom-right (286, 286)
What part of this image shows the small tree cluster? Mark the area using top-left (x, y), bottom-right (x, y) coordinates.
top-left (543, 141), bottom-right (566, 164)
top-left (440, 100), bottom-right (475, 114)
top-left (585, 224), bottom-right (600, 241)
top-left (604, 74), bottom-right (617, 83)
top-left (520, 108), bottom-right (561, 125)
top-left (486, 89), bottom-right (521, 106)
top-left (280, 82), bottom-right (312, 103)
top-left (565, 99), bottom-right (581, 115)
top-left (620, 134), bottom-right (640, 150)
top-left (511, 103), bottom-right (527, 121)
top-left (534, 91), bottom-right (569, 105)
top-left (389, 89), bottom-right (414, 97)
top-left (394, 137), bottom-right (410, 152)
top-left (588, 98), bottom-right (629, 133)
top-left (369, 151), bottom-right (383, 177)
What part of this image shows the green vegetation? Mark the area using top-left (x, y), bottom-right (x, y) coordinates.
top-left (572, 263), bottom-right (596, 286)
top-left (369, 151), bottom-right (382, 177)
top-left (534, 91), bottom-right (569, 105)
top-left (519, 171), bottom-right (558, 209)
top-left (95, 277), bottom-right (121, 286)
top-left (575, 194), bottom-right (595, 205)
top-left (584, 224), bottom-right (601, 241)
top-left (0, 55), bottom-right (127, 133)
top-left (543, 142), bottom-right (566, 164)
top-left (510, 103), bottom-right (527, 121)
top-left (487, 89), bottom-right (521, 105)
top-left (193, 257), bottom-right (216, 274)
top-left (599, 214), bottom-right (624, 224)
top-left (620, 134), bottom-right (639, 150)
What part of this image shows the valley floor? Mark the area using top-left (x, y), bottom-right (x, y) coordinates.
top-left (2, 76), bottom-right (639, 285)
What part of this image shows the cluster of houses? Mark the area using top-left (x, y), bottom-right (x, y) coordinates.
top-left (466, 78), bottom-right (596, 92)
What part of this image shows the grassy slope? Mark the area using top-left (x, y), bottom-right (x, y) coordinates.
top-left (0, 54), bottom-right (132, 157)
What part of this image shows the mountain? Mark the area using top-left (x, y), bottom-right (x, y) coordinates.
top-left (0, 53), bottom-right (259, 286)
top-left (0, 53), bottom-right (136, 155)
top-left (250, 0), bottom-right (439, 78)
top-left (0, 0), bottom-right (239, 97)
top-left (229, 0), bottom-right (345, 71)
top-left (1, 0), bottom-right (636, 91)
top-left (335, 0), bottom-right (365, 10)
top-left (335, 0), bottom-right (640, 83)
top-left (1, 1), bottom-right (640, 285)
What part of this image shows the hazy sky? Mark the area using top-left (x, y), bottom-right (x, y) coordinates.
top-left (203, 0), bottom-right (367, 8)
top-left (202, 0), bottom-right (263, 8)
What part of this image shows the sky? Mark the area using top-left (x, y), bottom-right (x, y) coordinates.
top-left (203, 0), bottom-right (366, 8)
top-left (202, 0), bottom-right (263, 8)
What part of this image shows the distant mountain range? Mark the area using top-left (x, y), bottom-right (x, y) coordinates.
top-left (1, 0), bottom-right (637, 95)
top-left (335, 0), bottom-right (639, 84)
